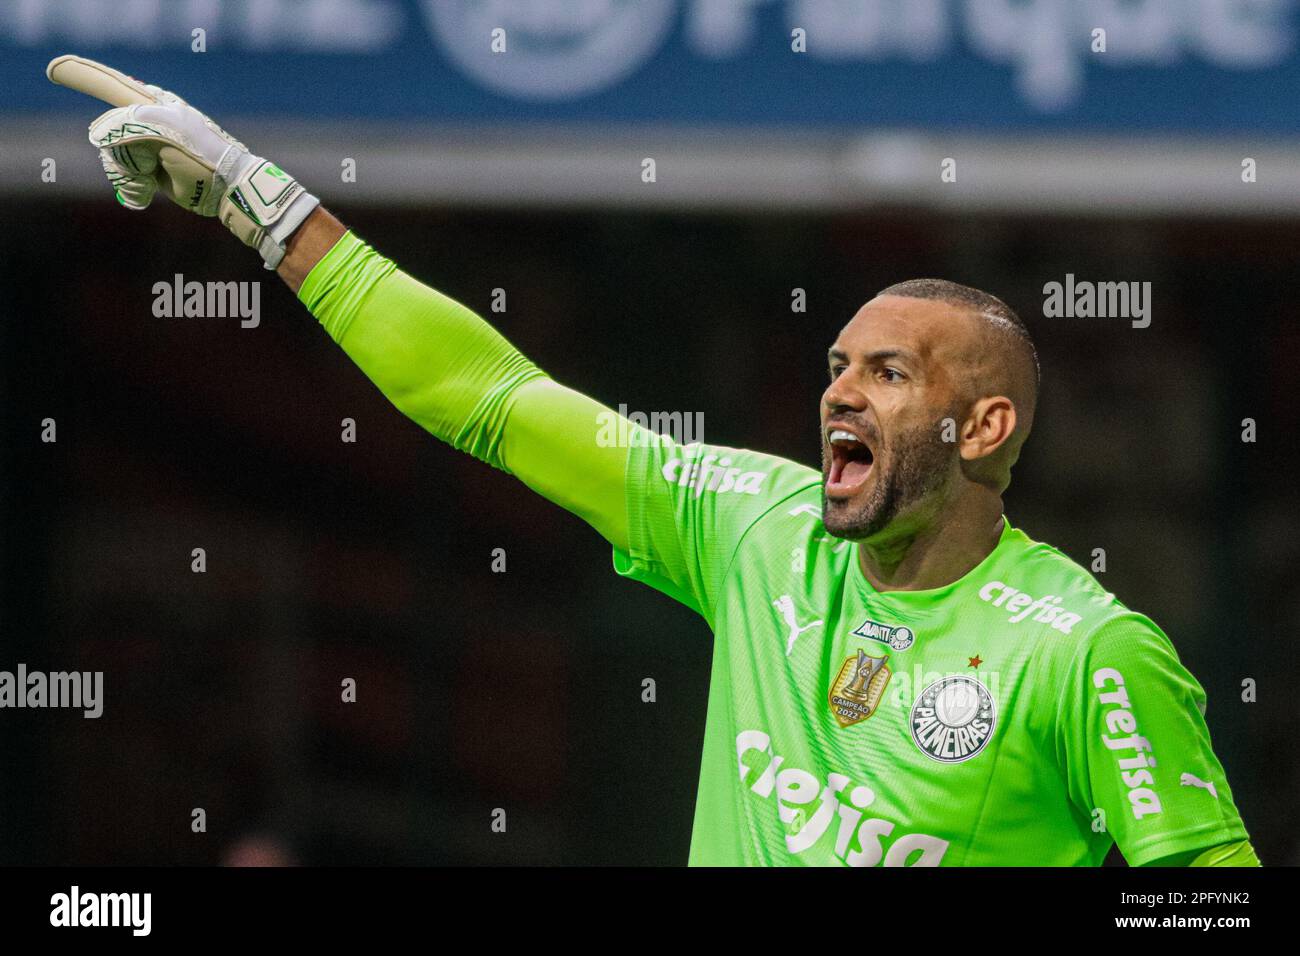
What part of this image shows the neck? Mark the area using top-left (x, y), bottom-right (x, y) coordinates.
top-left (857, 490), bottom-right (1005, 592)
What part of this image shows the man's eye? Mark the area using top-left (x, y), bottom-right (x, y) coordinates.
top-left (880, 367), bottom-right (905, 383)
top-left (829, 365), bottom-right (846, 380)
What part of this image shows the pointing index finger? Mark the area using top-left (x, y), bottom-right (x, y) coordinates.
top-left (46, 55), bottom-right (158, 107)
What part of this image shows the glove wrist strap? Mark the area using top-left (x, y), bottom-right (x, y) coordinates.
top-left (218, 158), bottom-right (320, 269)
top-left (258, 191), bottom-right (321, 270)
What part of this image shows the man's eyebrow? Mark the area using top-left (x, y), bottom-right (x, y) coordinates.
top-left (827, 347), bottom-right (920, 364)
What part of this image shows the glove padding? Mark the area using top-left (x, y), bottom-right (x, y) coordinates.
top-left (50, 55), bottom-right (318, 269)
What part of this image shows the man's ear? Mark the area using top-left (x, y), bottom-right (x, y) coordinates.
top-left (959, 396), bottom-right (1017, 462)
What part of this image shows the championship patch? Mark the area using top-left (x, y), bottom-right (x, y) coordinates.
top-left (910, 675), bottom-right (996, 763)
top-left (829, 649), bottom-right (891, 728)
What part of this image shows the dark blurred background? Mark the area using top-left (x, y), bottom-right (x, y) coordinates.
top-left (2, 0), bottom-right (1298, 866)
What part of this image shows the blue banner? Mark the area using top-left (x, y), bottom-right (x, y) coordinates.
top-left (3, 0), bottom-right (1298, 132)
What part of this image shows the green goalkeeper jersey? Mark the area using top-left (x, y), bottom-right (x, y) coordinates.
top-left (612, 438), bottom-right (1250, 866)
top-left (299, 231), bottom-right (1253, 867)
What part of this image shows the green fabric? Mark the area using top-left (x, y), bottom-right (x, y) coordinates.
top-left (299, 230), bottom-right (549, 472)
top-left (1190, 839), bottom-right (1260, 866)
top-left (298, 231), bottom-right (1252, 867)
top-left (1147, 838), bottom-right (1261, 867)
top-left (612, 437), bottom-right (1251, 866)
top-left (297, 230), bottom-right (632, 549)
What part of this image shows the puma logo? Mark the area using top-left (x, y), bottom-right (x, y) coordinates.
top-left (772, 594), bottom-right (822, 656)
top-left (1179, 772), bottom-right (1218, 799)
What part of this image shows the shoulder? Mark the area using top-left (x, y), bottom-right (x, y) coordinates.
top-left (994, 523), bottom-right (1181, 679)
top-left (650, 440), bottom-right (822, 499)
top-left (982, 522), bottom-right (1145, 638)
top-left (628, 436), bottom-right (822, 520)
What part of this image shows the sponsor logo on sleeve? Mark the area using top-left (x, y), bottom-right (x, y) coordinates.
top-left (1093, 667), bottom-right (1162, 819)
top-left (660, 447), bottom-right (769, 497)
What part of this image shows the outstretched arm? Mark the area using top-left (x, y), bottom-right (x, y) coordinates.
top-left (53, 55), bottom-right (636, 554)
top-left (282, 208), bottom-right (634, 551)
top-left (277, 205), bottom-right (348, 294)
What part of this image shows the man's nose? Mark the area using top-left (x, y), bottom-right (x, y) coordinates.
top-left (823, 375), bottom-right (866, 413)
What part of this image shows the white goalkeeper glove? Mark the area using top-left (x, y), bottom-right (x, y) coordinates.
top-left (47, 54), bottom-right (320, 271)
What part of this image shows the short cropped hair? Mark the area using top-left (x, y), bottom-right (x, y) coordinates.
top-left (876, 278), bottom-right (1040, 398)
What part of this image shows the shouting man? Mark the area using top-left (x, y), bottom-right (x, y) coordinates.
top-left (51, 55), bottom-right (1257, 867)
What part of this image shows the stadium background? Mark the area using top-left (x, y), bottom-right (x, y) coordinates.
top-left (0, 0), bottom-right (1296, 866)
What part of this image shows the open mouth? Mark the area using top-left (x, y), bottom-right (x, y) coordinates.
top-left (826, 426), bottom-right (875, 498)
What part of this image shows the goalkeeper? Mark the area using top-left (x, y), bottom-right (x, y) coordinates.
top-left (51, 56), bottom-right (1259, 867)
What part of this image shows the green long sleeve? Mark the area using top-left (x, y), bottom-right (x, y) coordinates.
top-left (1189, 839), bottom-right (1260, 866)
top-left (297, 231), bottom-right (632, 551)
top-left (1142, 838), bottom-right (1261, 867)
